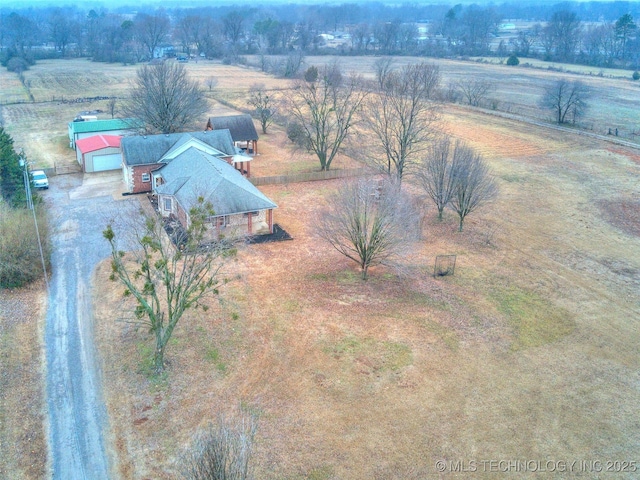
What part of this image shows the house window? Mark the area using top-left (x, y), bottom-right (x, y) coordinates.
top-left (214, 216), bottom-right (227, 227)
top-left (243, 211), bottom-right (259, 217)
top-left (164, 198), bottom-right (172, 211)
top-left (141, 173), bottom-right (151, 182)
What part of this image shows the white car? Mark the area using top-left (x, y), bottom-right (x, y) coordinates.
top-left (31, 170), bottom-right (49, 189)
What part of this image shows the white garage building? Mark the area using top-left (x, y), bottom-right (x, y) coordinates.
top-left (75, 135), bottom-right (122, 172)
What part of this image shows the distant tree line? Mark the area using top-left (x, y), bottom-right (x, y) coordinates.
top-left (1, 2), bottom-right (639, 71)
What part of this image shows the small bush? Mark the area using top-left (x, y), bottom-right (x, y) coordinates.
top-left (304, 65), bottom-right (318, 82)
top-left (506, 54), bottom-right (519, 66)
top-left (0, 203), bottom-right (50, 288)
top-left (286, 121), bottom-right (310, 150)
top-left (6, 57), bottom-right (30, 73)
top-left (633, 71), bottom-right (640, 81)
top-left (180, 413), bottom-right (257, 480)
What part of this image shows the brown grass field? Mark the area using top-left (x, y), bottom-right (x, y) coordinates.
top-left (1, 57), bottom-right (640, 479)
top-left (0, 281), bottom-right (47, 480)
top-left (1, 55), bottom-right (639, 171)
top-left (92, 111), bottom-right (640, 479)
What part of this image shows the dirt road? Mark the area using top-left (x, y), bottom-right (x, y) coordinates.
top-left (45, 172), bottom-right (135, 479)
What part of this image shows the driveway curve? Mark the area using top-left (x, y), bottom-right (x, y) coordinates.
top-left (45, 172), bottom-right (137, 479)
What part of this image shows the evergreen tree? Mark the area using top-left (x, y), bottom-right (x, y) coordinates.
top-left (0, 127), bottom-right (27, 207)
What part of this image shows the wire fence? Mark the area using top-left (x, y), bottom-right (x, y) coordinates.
top-left (249, 167), bottom-right (373, 186)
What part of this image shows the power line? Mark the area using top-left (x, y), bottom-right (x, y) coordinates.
top-left (19, 150), bottom-right (49, 294)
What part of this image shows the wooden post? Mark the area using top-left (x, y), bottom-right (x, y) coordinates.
top-left (267, 209), bottom-right (273, 233)
top-left (246, 161), bottom-right (251, 178)
top-left (247, 212), bottom-right (252, 234)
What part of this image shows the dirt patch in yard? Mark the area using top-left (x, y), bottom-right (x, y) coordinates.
top-left (597, 198), bottom-right (640, 238)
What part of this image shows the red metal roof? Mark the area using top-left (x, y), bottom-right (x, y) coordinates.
top-left (76, 134), bottom-right (122, 154)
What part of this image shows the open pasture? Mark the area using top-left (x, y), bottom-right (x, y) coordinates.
top-left (93, 101), bottom-right (640, 478)
top-left (301, 55), bottom-right (640, 136)
top-left (1, 55), bottom-right (640, 479)
top-left (1, 56), bottom-right (639, 170)
top-left (0, 59), bottom-right (296, 169)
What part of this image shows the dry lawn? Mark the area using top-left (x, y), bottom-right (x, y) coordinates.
top-left (94, 108), bottom-right (640, 478)
top-left (2, 56), bottom-right (640, 479)
top-left (0, 282), bottom-right (47, 480)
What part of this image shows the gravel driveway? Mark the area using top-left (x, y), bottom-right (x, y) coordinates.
top-left (44, 172), bottom-right (137, 479)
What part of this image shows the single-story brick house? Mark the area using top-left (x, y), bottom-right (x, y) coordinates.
top-left (75, 135), bottom-right (122, 172)
top-left (154, 147), bottom-right (276, 235)
top-left (68, 118), bottom-right (140, 150)
top-left (205, 114), bottom-right (259, 155)
top-left (121, 130), bottom-right (253, 194)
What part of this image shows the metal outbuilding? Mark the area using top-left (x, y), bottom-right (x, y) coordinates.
top-left (75, 135), bottom-right (122, 172)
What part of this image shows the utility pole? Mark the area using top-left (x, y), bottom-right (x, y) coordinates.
top-left (19, 149), bottom-right (49, 293)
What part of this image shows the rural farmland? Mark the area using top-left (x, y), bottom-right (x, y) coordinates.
top-left (1, 56), bottom-right (640, 479)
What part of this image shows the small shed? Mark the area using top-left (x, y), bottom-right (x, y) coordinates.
top-left (75, 135), bottom-right (122, 172)
top-left (205, 114), bottom-right (259, 154)
top-left (68, 118), bottom-right (139, 150)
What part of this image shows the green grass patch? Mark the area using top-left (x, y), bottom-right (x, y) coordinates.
top-left (135, 342), bottom-right (168, 386)
top-left (382, 341), bottom-right (413, 371)
top-left (303, 465), bottom-right (334, 480)
top-left (136, 342), bottom-right (156, 376)
top-left (282, 298), bottom-right (300, 312)
top-left (500, 173), bottom-right (527, 183)
top-left (309, 269), bottom-right (361, 285)
top-left (336, 270), bottom-right (362, 285)
top-left (325, 336), bottom-right (413, 371)
top-left (491, 286), bottom-right (575, 350)
top-left (309, 272), bottom-right (330, 281)
top-left (397, 290), bottom-right (451, 311)
top-left (421, 320), bottom-right (459, 350)
top-left (205, 347), bottom-right (227, 374)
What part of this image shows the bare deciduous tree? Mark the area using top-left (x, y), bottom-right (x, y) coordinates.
top-left (540, 79), bottom-right (589, 124)
top-left (456, 79), bottom-right (493, 107)
top-left (205, 76), bottom-right (219, 91)
top-left (362, 62), bottom-right (441, 182)
top-left (124, 62), bottom-right (208, 134)
top-left (103, 199), bottom-right (231, 374)
top-left (449, 145), bottom-right (498, 231)
top-left (107, 97), bottom-right (117, 118)
top-left (134, 13), bottom-right (170, 60)
top-left (180, 413), bottom-right (257, 480)
top-left (282, 50), bottom-right (305, 78)
top-left (223, 11), bottom-right (245, 45)
top-left (284, 63), bottom-right (367, 171)
top-left (248, 84), bottom-right (275, 134)
top-left (542, 10), bottom-right (582, 62)
top-left (373, 57), bottom-right (395, 90)
top-left (318, 177), bottom-right (419, 280)
top-left (415, 136), bottom-right (458, 221)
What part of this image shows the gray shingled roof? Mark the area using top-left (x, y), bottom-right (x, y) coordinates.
top-left (155, 147), bottom-right (276, 216)
top-left (208, 114), bottom-right (259, 142)
top-left (121, 130), bottom-right (236, 166)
